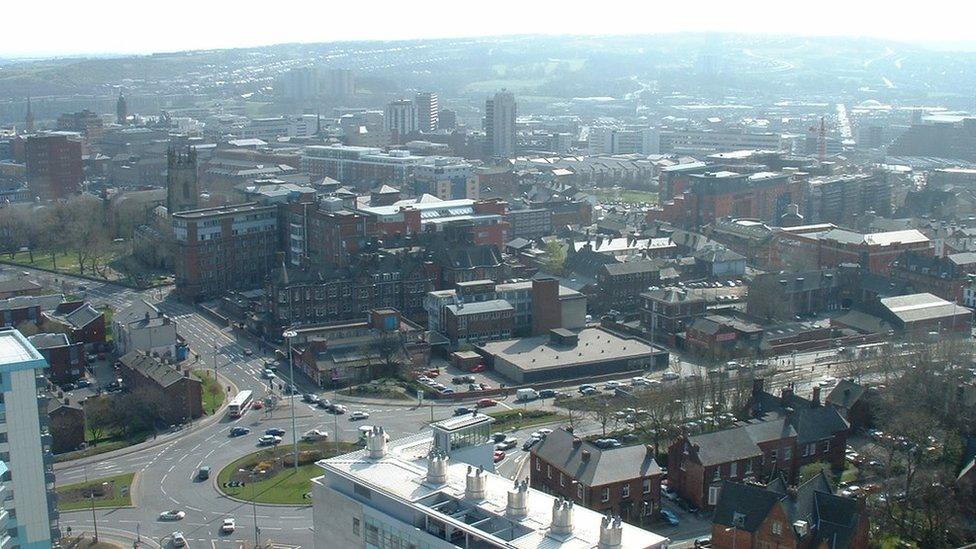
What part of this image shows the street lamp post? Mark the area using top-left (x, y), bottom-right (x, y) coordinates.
top-left (283, 330), bottom-right (299, 471)
top-left (240, 468), bottom-right (260, 547)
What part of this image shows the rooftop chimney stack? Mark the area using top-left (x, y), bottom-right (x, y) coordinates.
top-left (506, 479), bottom-right (529, 519)
top-left (426, 450), bottom-right (449, 485)
top-left (597, 515), bottom-right (624, 549)
top-left (550, 498), bottom-right (574, 537)
top-left (366, 426), bottom-right (388, 459)
top-left (465, 465), bottom-right (487, 500)
top-left (811, 385), bottom-right (821, 407)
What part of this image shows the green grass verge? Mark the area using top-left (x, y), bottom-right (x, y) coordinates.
top-left (487, 409), bottom-right (565, 431)
top-left (593, 189), bottom-right (659, 205)
top-left (57, 472), bottom-right (135, 511)
top-left (2, 250), bottom-right (120, 278)
top-left (194, 370), bottom-right (226, 415)
top-left (216, 442), bottom-right (360, 504)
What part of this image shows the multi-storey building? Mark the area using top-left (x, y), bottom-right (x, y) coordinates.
top-left (648, 171), bottom-right (800, 228)
top-left (412, 158), bottom-right (479, 200)
top-left (658, 129), bottom-right (786, 155)
top-left (26, 133), bottom-right (83, 200)
top-left (484, 91), bottom-right (516, 159)
top-left (639, 288), bottom-right (708, 346)
top-left (803, 173), bottom-right (892, 226)
top-left (530, 429), bottom-right (663, 521)
top-left (172, 203), bottom-right (278, 301)
top-left (311, 414), bottom-right (670, 549)
top-left (384, 99), bottom-right (419, 143)
top-left (596, 261), bottom-right (665, 313)
top-left (506, 207), bottom-right (552, 239)
top-left (284, 198), bottom-right (373, 270)
top-left (301, 145), bottom-right (427, 190)
top-left (443, 300), bottom-right (515, 348)
top-left (415, 92), bottom-right (439, 133)
top-left (0, 328), bottom-right (59, 548)
top-left (357, 197), bottom-right (508, 248)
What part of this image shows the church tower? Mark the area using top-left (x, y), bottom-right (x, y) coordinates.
top-left (166, 146), bottom-right (199, 214)
top-left (25, 96), bottom-right (34, 133)
top-left (116, 91), bottom-right (128, 125)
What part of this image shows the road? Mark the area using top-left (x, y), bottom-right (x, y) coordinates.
top-left (17, 266), bottom-right (884, 547)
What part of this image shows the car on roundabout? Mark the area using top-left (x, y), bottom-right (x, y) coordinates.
top-left (221, 518), bottom-right (236, 534)
top-left (172, 532), bottom-right (187, 547)
top-left (349, 411), bottom-right (370, 421)
top-left (159, 509), bottom-right (185, 521)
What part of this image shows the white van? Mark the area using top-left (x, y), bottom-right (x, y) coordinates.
top-left (516, 388), bottom-right (539, 401)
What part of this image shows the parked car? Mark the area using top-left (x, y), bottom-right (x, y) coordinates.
top-left (258, 435), bottom-right (282, 446)
top-left (476, 398), bottom-right (497, 408)
top-left (316, 399), bottom-right (332, 409)
top-left (303, 393), bottom-right (320, 404)
top-left (452, 375), bottom-right (476, 384)
top-left (265, 428), bottom-right (286, 437)
top-left (454, 407), bottom-right (474, 416)
top-left (522, 437), bottom-right (541, 451)
top-left (159, 510), bottom-right (186, 521)
top-left (493, 450), bottom-right (505, 463)
top-left (301, 429), bottom-right (329, 442)
top-left (243, 348), bottom-right (253, 356)
top-left (495, 438), bottom-right (518, 451)
top-left (262, 368), bottom-right (276, 379)
top-left (538, 389), bottom-right (557, 398)
top-left (492, 433), bottom-right (508, 443)
top-left (469, 364), bottom-right (486, 373)
top-left (75, 379), bottom-right (92, 388)
top-left (230, 426), bottom-right (250, 437)
top-left (221, 518), bottom-right (236, 534)
top-left (349, 411), bottom-right (370, 421)
top-left (660, 509), bottom-right (680, 526)
top-left (603, 381), bottom-right (621, 390)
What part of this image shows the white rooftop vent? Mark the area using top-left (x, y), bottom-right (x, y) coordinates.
top-left (550, 497), bottom-right (574, 537)
top-left (366, 426), bottom-right (387, 459)
top-left (597, 514), bottom-right (623, 549)
top-left (426, 450), bottom-right (449, 485)
top-left (505, 479), bottom-right (529, 519)
top-left (793, 520), bottom-right (809, 537)
top-left (464, 465), bottom-right (487, 500)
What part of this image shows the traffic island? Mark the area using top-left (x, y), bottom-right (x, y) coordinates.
top-left (216, 442), bottom-right (360, 504)
top-left (56, 472), bottom-right (136, 511)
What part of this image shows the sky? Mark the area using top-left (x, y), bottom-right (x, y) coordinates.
top-left (5, 0), bottom-right (976, 57)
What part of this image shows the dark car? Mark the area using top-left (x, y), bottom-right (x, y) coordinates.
top-left (265, 428), bottom-right (286, 437)
top-left (316, 399), bottom-right (333, 409)
top-left (538, 389), bottom-right (557, 399)
top-left (659, 509), bottom-right (680, 526)
top-left (230, 426), bottom-right (250, 437)
top-left (302, 393), bottom-right (319, 404)
top-left (454, 407), bottom-right (474, 416)
top-left (75, 379), bottom-right (92, 388)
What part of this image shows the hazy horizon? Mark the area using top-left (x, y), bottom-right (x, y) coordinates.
top-left (5, 0), bottom-right (976, 58)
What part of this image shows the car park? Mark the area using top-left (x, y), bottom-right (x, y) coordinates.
top-left (230, 426), bottom-right (250, 437)
top-left (258, 435), bottom-right (282, 446)
top-left (221, 518), bottom-right (236, 534)
top-left (349, 411), bottom-right (370, 420)
top-left (159, 510), bottom-right (186, 521)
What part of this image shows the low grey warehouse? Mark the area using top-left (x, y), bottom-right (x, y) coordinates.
top-left (476, 327), bottom-right (667, 384)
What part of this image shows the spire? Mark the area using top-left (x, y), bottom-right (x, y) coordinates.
top-left (25, 96), bottom-right (35, 133)
top-left (117, 89), bottom-right (128, 125)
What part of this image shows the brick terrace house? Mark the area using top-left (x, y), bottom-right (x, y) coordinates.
top-left (46, 301), bottom-right (106, 348)
top-left (116, 351), bottom-right (203, 424)
top-left (668, 380), bottom-right (849, 509)
top-left (0, 294), bottom-right (63, 328)
top-left (28, 332), bottom-right (86, 382)
top-left (710, 472), bottom-right (869, 549)
top-left (530, 428), bottom-right (663, 521)
top-left (640, 288), bottom-right (707, 346)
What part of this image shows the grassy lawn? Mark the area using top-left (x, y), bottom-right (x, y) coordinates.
top-left (216, 442), bottom-right (359, 504)
top-left (488, 409), bottom-right (565, 431)
top-left (593, 188), bottom-right (659, 205)
top-left (194, 370), bottom-right (226, 414)
top-left (1, 250), bottom-right (120, 279)
top-left (57, 472), bottom-right (135, 511)
top-left (799, 461), bottom-right (859, 484)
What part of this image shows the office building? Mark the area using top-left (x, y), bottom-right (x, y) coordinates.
top-left (385, 100), bottom-right (419, 142)
top-left (172, 203), bottom-right (278, 301)
top-left (0, 328), bottom-right (59, 548)
top-left (412, 157), bottom-right (479, 200)
top-left (484, 91), bottom-right (517, 159)
top-left (415, 92), bottom-right (439, 133)
top-left (25, 133), bottom-right (83, 200)
top-left (311, 414), bottom-right (669, 549)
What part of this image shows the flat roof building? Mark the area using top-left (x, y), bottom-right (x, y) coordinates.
top-left (311, 414), bottom-right (668, 549)
top-left (477, 327), bottom-right (666, 384)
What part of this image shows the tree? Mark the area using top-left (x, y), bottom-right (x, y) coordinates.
top-left (541, 240), bottom-right (567, 276)
top-left (84, 397), bottom-right (114, 446)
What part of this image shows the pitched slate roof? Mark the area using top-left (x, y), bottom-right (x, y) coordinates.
top-left (687, 418), bottom-right (796, 466)
top-left (713, 480), bottom-right (783, 532)
top-left (118, 351), bottom-right (199, 389)
top-left (531, 428), bottom-right (661, 487)
top-left (825, 380), bottom-right (866, 411)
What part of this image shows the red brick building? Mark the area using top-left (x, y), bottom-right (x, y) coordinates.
top-left (28, 332), bottom-right (86, 382)
top-left (116, 351), bottom-right (203, 424)
top-left (46, 301), bottom-right (106, 347)
top-left (710, 473), bottom-right (869, 549)
top-left (640, 288), bottom-right (708, 346)
top-left (530, 428), bottom-right (663, 521)
top-left (668, 382), bottom-right (849, 509)
top-left (443, 299), bottom-right (514, 348)
top-left (769, 227), bottom-right (933, 276)
top-left (647, 171), bottom-right (800, 228)
top-left (285, 200), bottom-right (374, 270)
top-left (26, 133), bottom-right (84, 199)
